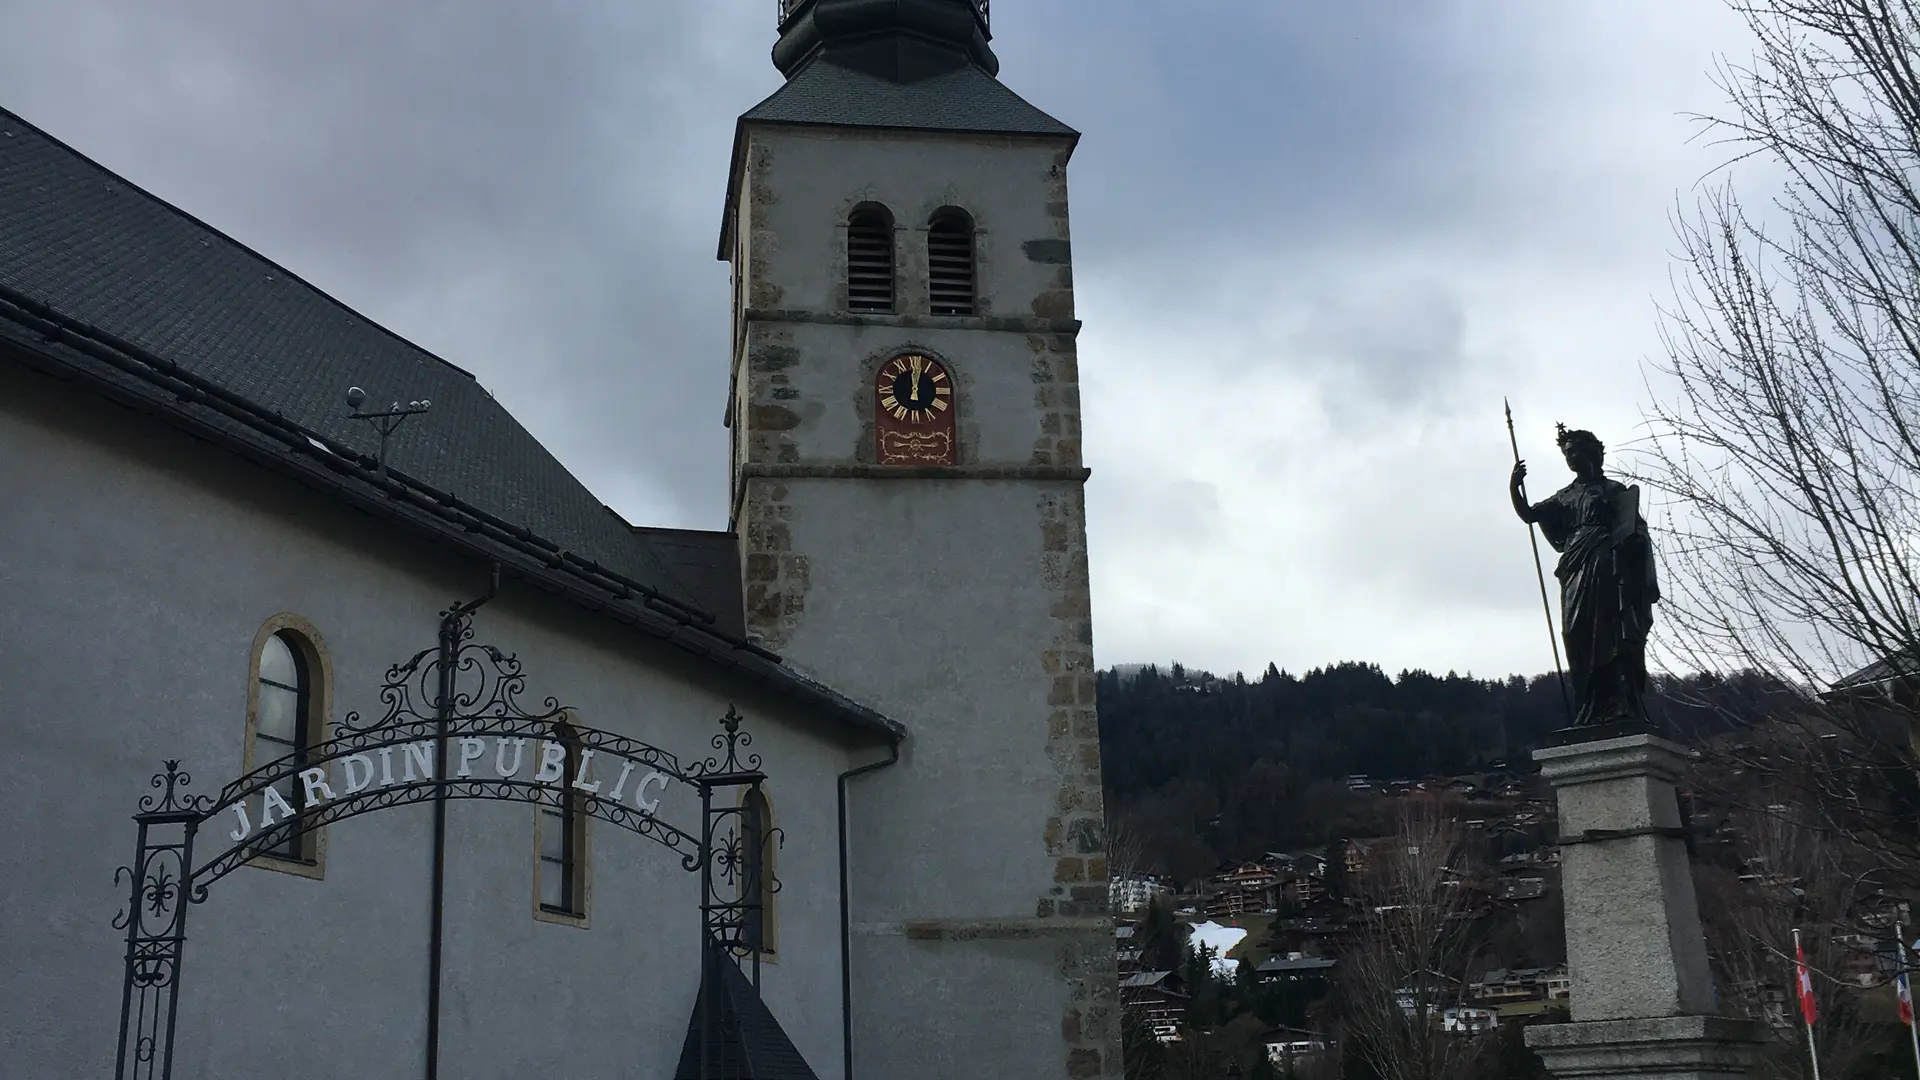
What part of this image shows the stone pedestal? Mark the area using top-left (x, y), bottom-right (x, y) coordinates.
top-left (1526, 1017), bottom-right (1764, 1080)
top-left (1523, 734), bottom-right (1763, 1079)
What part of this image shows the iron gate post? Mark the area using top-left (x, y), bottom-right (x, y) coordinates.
top-left (114, 762), bottom-right (206, 1080)
top-left (699, 779), bottom-right (713, 1080)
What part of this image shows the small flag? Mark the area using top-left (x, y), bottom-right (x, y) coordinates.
top-left (1797, 939), bottom-right (1819, 1026)
top-left (1898, 970), bottom-right (1913, 1027)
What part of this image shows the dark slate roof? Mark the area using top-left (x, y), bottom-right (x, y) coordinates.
top-left (0, 107), bottom-right (726, 619)
top-left (633, 527), bottom-right (747, 641)
top-left (0, 105), bottom-right (903, 744)
top-left (741, 57), bottom-right (1076, 137)
top-left (674, 952), bottom-right (821, 1080)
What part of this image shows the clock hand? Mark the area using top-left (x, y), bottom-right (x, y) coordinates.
top-left (910, 367), bottom-right (921, 403)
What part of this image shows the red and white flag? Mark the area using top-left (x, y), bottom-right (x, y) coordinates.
top-left (1797, 939), bottom-right (1819, 1026)
top-left (1898, 970), bottom-right (1914, 1027)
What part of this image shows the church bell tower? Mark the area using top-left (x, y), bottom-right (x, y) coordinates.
top-left (719, 2), bottom-right (1119, 1077)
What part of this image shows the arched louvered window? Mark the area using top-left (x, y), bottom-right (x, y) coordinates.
top-left (847, 205), bottom-right (895, 313)
top-left (928, 208), bottom-right (976, 316)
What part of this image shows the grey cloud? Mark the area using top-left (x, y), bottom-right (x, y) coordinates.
top-left (1288, 278), bottom-right (1469, 414)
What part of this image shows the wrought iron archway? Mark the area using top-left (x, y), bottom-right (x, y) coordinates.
top-left (112, 599), bottom-right (781, 1080)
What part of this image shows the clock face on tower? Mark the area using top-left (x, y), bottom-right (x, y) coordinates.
top-left (876, 353), bottom-right (952, 423)
top-left (874, 352), bottom-right (957, 466)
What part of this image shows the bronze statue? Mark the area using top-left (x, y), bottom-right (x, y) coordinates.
top-left (1509, 426), bottom-right (1660, 727)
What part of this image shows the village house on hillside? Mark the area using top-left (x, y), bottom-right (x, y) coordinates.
top-left (1111, 872), bottom-right (1174, 916)
top-left (1119, 970), bottom-right (1188, 1043)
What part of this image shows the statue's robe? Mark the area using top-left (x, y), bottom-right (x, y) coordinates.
top-left (1530, 477), bottom-right (1660, 726)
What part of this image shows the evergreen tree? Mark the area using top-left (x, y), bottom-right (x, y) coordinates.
top-left (1184, 943), bottom-right (1224, 1031)
top-left (1141, 896), bottom-right (1187, 973)
top-left (1322, 839), bottom-right (1347, 901)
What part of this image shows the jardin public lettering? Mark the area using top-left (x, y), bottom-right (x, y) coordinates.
top-left (227, 736), bottom-right (672, 842)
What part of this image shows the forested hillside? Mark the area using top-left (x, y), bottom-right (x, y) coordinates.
top-left (1096, 662), bottom-right (1753, 881)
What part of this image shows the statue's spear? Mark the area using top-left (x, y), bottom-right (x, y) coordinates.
top-left (1506, 398), bottom-right (1574, 725)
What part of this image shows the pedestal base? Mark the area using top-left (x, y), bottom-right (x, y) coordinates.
top-left (1533, 734), bottom-right (1716, 1020)
top-left (1525, 1016), bottom-right (1765, 1080)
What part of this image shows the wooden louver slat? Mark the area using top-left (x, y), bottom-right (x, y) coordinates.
top-left (928, 214), bottom-right (974, 316)
top-left (847, 210), bottom-right (894, 313)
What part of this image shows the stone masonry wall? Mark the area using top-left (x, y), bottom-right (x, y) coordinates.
top-left (1039, 483), bottom-right (1122, 1079)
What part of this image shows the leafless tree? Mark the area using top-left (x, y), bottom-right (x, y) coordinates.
top-left (1107, 806), bottom-right (1153, 909)
top-left (1157, 1028), bottom-right (1223, 1080)
top-left (1120, 1003), bottom-right (1169, 1080)
top-left (1337, 799), bottom-right (1491, 1080)
top-left (1639, 0), bottom-right (1920, 903)
top-left (1693, 769), bottom-right (1892, 1079)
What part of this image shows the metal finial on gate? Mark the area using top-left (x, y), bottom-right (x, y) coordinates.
top-left (140, 760), bottom-right (211, 815)
top-left (702, 706), bottom-right (762, 775)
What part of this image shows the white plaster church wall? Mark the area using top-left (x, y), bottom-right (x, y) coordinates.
top-left (776, 477), bottom-right (1063, 913)
top-left (775, 476), bottom-right (1084, 1072)
top-left (731, 118), bottom-right (1116, 1079)
top-left (0, 364), bottom-right (857, 1080)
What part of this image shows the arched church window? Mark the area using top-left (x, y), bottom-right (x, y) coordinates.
top-left (927, 207), bottom-right (976, 316)
top-left (741, 786), bottom-right (778, 956)
top-left (536, 719), bottom-right (589, 924)
top-left (847, 205), bottom-right (895, 313)
top-left (245, 617), bottom-right (330, 873)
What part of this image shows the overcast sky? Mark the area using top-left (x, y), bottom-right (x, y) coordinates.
top-left (0, 1), bottom-right (1761, 681)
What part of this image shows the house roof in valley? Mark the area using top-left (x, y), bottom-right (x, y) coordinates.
top-left (0, 104), bottom-right (901, 744)
top-left (1119, 971), bottom-right (1181, 991)
top-left (1829, 652), bottom-right (1920, 695)
top-left (1262, 1027), bottom-right (1332, 1042)
top-left (1256, 955), bottom-right (1337, 974)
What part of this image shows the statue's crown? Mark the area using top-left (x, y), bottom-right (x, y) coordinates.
top-left (1556, 424), bottom-right (1604, 460)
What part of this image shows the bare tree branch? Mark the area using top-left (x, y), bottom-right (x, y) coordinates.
top-left (1337, 800), bottom-right (1492, 1080)
top-left (1636, 0), bottom-right (1920, 913)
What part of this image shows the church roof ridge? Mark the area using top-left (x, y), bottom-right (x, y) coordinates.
top-left (0, 104), bottom-right (903, 744)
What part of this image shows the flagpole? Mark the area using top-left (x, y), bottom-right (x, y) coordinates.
top-left (1796, 927), bottom-right (1823, 1080)
top-left (1901, 921), bottom-right (1920, 1080)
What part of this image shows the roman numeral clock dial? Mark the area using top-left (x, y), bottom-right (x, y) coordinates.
top-left (874, 353), bottom-right (956, 466)
top-left (877, 353), bottom-right (951, 422)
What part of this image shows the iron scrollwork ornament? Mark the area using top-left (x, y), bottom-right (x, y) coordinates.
top-left (137, 760), bottom-right (213, 815)
top-left (337, 610), bottom-right (563, 736)
top-left (111, 613), bottom-right (787, 1080)
top-left (697, 706), bottom-right (763, 777)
